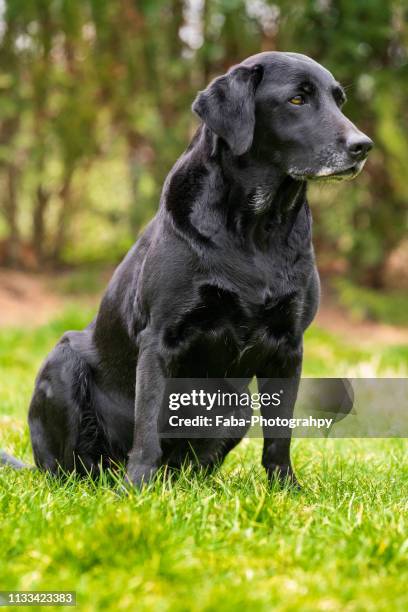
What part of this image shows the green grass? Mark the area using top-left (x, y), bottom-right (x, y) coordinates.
top-left (1, 310), bottom-right (408, 611)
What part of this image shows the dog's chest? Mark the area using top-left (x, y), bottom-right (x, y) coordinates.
top-left (165, 274), bottom-right (305, 377)
top-left (163, 221), bottom-right (313, 376)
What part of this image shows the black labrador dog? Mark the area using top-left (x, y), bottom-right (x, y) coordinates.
top-left (1, 52), bottom-right (372, 487)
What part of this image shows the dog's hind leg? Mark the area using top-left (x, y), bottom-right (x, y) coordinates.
top-left (28, 333), bottom-right (105, 477)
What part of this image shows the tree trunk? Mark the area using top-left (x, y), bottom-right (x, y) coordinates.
top-left (51, 169), bottom-right (74, 264)
top-left (4, 164), bottom-right (21, 266)
top-left (32, 185), bottom-right (50, 265)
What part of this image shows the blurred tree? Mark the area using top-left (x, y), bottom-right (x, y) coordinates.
top-left (0, 0), bottom-right (24, 265)
top-left (0, 0), bottom-right (406, 286)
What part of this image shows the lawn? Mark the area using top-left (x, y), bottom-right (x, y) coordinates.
top-left (1, 309), bottom-right (407, 611)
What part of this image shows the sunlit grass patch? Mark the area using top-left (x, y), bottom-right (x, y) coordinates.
top-left (0, 312), bottom-right (407, 610)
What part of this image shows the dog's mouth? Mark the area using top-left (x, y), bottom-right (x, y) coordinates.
top-left (290, 160), bottom-right (366, 183)
top-left (308, 163), bottom-right (361, 182)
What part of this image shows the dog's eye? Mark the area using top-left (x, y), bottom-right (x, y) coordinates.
top-left (289, 95), bottom-right (305, 105)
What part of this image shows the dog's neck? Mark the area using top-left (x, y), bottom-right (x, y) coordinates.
top-left (165, 126), bottom-right (308, 246)
top-left (223, 152), bottom-right (305, 214)
top-left (215, 132), bottom-right (305, 212)
top-left (213, 134), bottom-right (307, 242)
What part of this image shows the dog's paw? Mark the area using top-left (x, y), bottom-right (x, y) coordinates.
top-left (125, 463), bottom-right (158, 489)
top-left (265, 463), bottom-right (301, 489)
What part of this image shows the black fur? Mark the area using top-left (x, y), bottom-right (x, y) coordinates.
top-left (0, 52), bottom-right (372, 487)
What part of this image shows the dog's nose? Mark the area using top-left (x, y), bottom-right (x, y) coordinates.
top-left (347, 134), bottom-right (374, 161)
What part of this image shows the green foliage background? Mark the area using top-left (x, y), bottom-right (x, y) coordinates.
top-left (0, 0), bottom-right (407, 287)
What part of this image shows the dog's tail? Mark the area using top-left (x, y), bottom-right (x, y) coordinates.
top-left (0, 450), bottom-right (32, 470)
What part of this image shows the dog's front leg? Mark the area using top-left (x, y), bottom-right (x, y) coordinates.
top-left (126, 345), bottom-right (166, 488)
top-left (257, 354), bottom-right (302, 487)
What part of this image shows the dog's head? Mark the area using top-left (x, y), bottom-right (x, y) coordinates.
top-left (192, 52), bottom-right (373, 181)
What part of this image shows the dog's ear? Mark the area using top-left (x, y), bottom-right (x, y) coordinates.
top-left (192, 64), bottom-right (263, 156)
